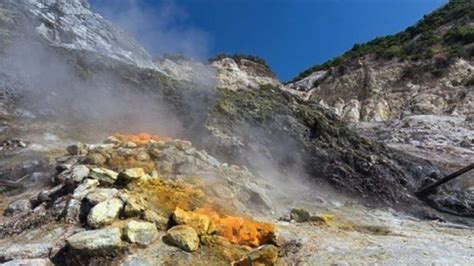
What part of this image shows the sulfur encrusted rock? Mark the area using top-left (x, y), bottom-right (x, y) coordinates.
top-left (87, 198), bottom-right (123, 228)
top-left (164, 225), bottom-right (200, 252)
top-left (120, 168), bottom-right (146, 181)
top-left (124, 220), bottom-right (158, 245)
top-left (123, 196), bottom-right (146, 218)
top-left (172, 207), bottom-right (210, 235)
top-left (232, 244), bottom-right (279, 266)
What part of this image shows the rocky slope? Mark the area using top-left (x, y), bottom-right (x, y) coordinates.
top-left (285, 0), bottom-right (474, 188)
top-left (0, 0), bottom-right (473, 265)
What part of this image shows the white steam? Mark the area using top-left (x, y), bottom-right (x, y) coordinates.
top-left (90, 0), bottom-right (211, 59)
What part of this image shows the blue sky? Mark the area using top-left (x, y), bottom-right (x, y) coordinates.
top-left (90, 0), bottom-right (447, 81)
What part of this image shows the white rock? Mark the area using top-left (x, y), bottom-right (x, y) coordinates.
top-left (124, 220), bottom-right (158, 245)
top-left (89, 168), bottom-right (118, 185)
top-left (87, 198), bottom-right (123, 228)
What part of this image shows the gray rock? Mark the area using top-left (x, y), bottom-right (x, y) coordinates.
top-left (87, 198), bottom-right (123, 228)
top-left (174, 140), bottom-right (192, 151)
top-left (164, 225), bottom-right (199, 252)
top-left (89, 168), bottom-right (118, 185)
top-left (5, 199), bottom-right (32, 215)
top-left (66, 227), bottom-right (122, 254)
top-left (85, 188), bottom-right (120, 206)
top-left (124, 141), bottom-right (138, 148)
top-left (70, 165), bottom-right (90, 183)
top-left (37, 185), bottom-right (64, 203)
top-left (142, 210), bottom-right (168, 230)
top-left (0, 243), bottom-right (51, 261)
top-left (290, 208), bottom-right (310, 223)
top-left (124, 220), bottom-right (158, 245)
top-left (1, 258), bottom-right (53, 266)
top-left (64, 198), bottom-right (82, 223)
top-left (123, 197), bottom-right (145, 218)
top-left (72, 178), bottom-right (99, 200)
top-left (85, 153), bottom-right (106, 166)
top-left (66, 143), bottom-right (88, 156)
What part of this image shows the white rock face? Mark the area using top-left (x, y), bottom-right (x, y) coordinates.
top-left (154, 57), bottom-right (216, 88)
top-left (286, 70), bottom-right (327, 92)
top-left (286, 58), bottom-right (474, 123)
top-left (8, 0), bottom-right (159, 70)
top-left (211, 58), bottom-right (282, 90)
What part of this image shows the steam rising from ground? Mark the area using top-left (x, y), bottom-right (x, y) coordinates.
top-left (0, 38), bottom-right (184, 140)
top-left (0, 0), bottom-right (340, 209)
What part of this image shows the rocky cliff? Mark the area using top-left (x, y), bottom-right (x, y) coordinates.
top-left (285, 0), bottom-right (474, 174)
top-left (0, 0), bottom-right (473, 265)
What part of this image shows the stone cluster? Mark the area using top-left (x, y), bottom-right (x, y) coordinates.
top-left (1, 134), bottom-right (279, 265)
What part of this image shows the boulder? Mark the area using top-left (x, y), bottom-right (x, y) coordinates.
top-left (37, 185), bottom-right (64, 203)
top-left (5, 199), bottom-right (32, 215)
top-left (124, 141), bottom-right (138, 148)
top-left (70, 165), bottom-right (90, 183)
top-left (164, 225), bottom-right (200, 252)
top-left (87, 198), bottom-right (123, 228)
top-left (85, 188), bottom-right (120, 206)
top-left (64, 198), bottom-right (82, 223)
top-left (120, 168), bottom-right (146, 181)
top-left (142, 210), bottom-right (168, 230)
top-left (66, 143), bottom-right (88, 155)
top-left (309, 214), bottom-right (334, 224)
top-left (0, 243), bottom-right (51, 261)
top-left (290, 208), bottom-right (310, 223)
top-left (123, 196), bottom-right (146, 218)
top-left (73, 178), bottom-right (99, 200)
top-left (232, 244), bottom-right (278, 266)
top-left (89, 168), bottom-right (118, 185)
top-left (135, 151), bottom-right (151, 161)
top-left (172, 207), bottom-right (210, 235)
top-left (1, 258), bottom-right (53, 266)
top-left (124, 220), bottom-right (158, 245)
top-left (85, 153), bottom-right (106, 166)
top-left (66, 227), bottom-right (122, 254)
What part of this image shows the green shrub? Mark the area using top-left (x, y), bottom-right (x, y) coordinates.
top-left (447, 44), bottom-right (467, 58)
top-left (444, 25), bottom-right (474, 44)
top-left (382, 45), bottom-right (405, 59)
top-left (290, 0), bottom-right (473, 82)
top-left (209, 53), bottom-right (269, 68)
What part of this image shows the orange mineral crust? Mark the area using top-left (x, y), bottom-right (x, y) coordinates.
top-left (113, 133), bottom-right (171, 145)
top-left (174, 207), bottom-right (276, 247)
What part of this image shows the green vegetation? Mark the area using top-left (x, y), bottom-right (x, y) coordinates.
top-left (209, 53), bottom-right (271, 69)
top-left (290, 0), bottom-right (474, 83)
top-left (444, 25), bottom-right (474, 44)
